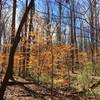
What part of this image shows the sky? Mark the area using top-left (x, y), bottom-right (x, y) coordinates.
top-left (15, 0), bottom-right (91, 37)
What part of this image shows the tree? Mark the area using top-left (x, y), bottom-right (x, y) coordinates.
top-left (22, 0), bottom-right (28, 78)
top-left (26, 0), bottom-right (35, 76)
top-left (89, 0), bottom-right (96, 74)
top-left (10, 0), bottom-right (16, 79)
top-left (73, 0), bottom-right (79, 69)
top-left (57, 0), bottom-right (62, 44)
top-left (80, 18), bottom-right (84, 51)
top-left (69, 0), bottom-right (75, 73)
top-left (0, 0), bottom-right (34, 99)
top-left (0, 0), bottom-right (2, 48)
top-left (46, 0), bottom-right (51, 45)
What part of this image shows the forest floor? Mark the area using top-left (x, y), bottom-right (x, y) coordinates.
top-left (0, 72), bottom-right (100, 100)
top-left (0, 74), bottom-right (81, 100)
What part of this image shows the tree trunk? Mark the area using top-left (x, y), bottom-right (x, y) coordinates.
top-left (22, 0), bottom-right (28, 78)
top-left (0, 0), bottom-right (2, 49)
top-left (27, 0), bottom-right (35, 70)
top-left (70, 1), bottom-right (74, 73)
top-left (10, 0), bottom-right (16, 79)
top-left (73, 7), bottom-right (79, 69)
top-left (90, 0), bottom-right (96, 74)
top-left (57, 0), bottom-right (62, 44)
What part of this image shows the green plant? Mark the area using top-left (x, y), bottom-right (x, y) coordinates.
top-left (77, 62), bottom-right (93, 91)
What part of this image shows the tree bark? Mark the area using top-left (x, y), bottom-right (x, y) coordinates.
top-left (57, 0), bottom-right (62, 44)
top-left (22, 0), bottom-right (28, 78)
top-left (0, 0), bottom-right (2, 49)
top-left (10, 0), bottom-right (16, 79)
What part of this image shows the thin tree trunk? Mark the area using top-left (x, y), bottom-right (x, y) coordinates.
top-left (90, 0), bottom-right (96, 74)
top-left (57, 0), bottom-right (62, 44)
top-left (22, 0), bottom-right (28, 78)
top-left (46, 0), bottom-right (51, 45)
top-left (10, 0), bottom-right (16, 79)
top-left (80, 20), bottom-right (83, 51)
top-left (0, 0), bottom-right (2, 49)
top-left (73, 8), bottom-right (79, 69)
top-left (27, 0), bottom-right (35, 73)
top-left (70, 2), bottom-right (74, 73)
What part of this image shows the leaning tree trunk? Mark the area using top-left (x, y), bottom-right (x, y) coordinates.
top-left (0, 0), bottom-right (34, 99)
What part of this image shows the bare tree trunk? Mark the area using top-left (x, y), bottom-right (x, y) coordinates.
top-left (27, 0), bottom-right (35, 73)
top-left (70, 1), bottom-right (74, 73)
top-left (10, 0), bottom-right (16, 80)
top-left (80, 20), bottom-right (83, 51)
top-left (46, 0), bottom-right (51, 45)
top-left (0, 0), bottom-right (2, 49)
top-left (89, 0), bottom-right (96, 74)
top-left (11, 0), bottom-right (16, 44)
top-left (22, 0), bottom-right (28, 78)
top-left (57, 0), bottom-right (62, 44)
top-left (73, 6), bottom-right (79, 69)
top-left (94, 0), bottom-right (98, 61)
